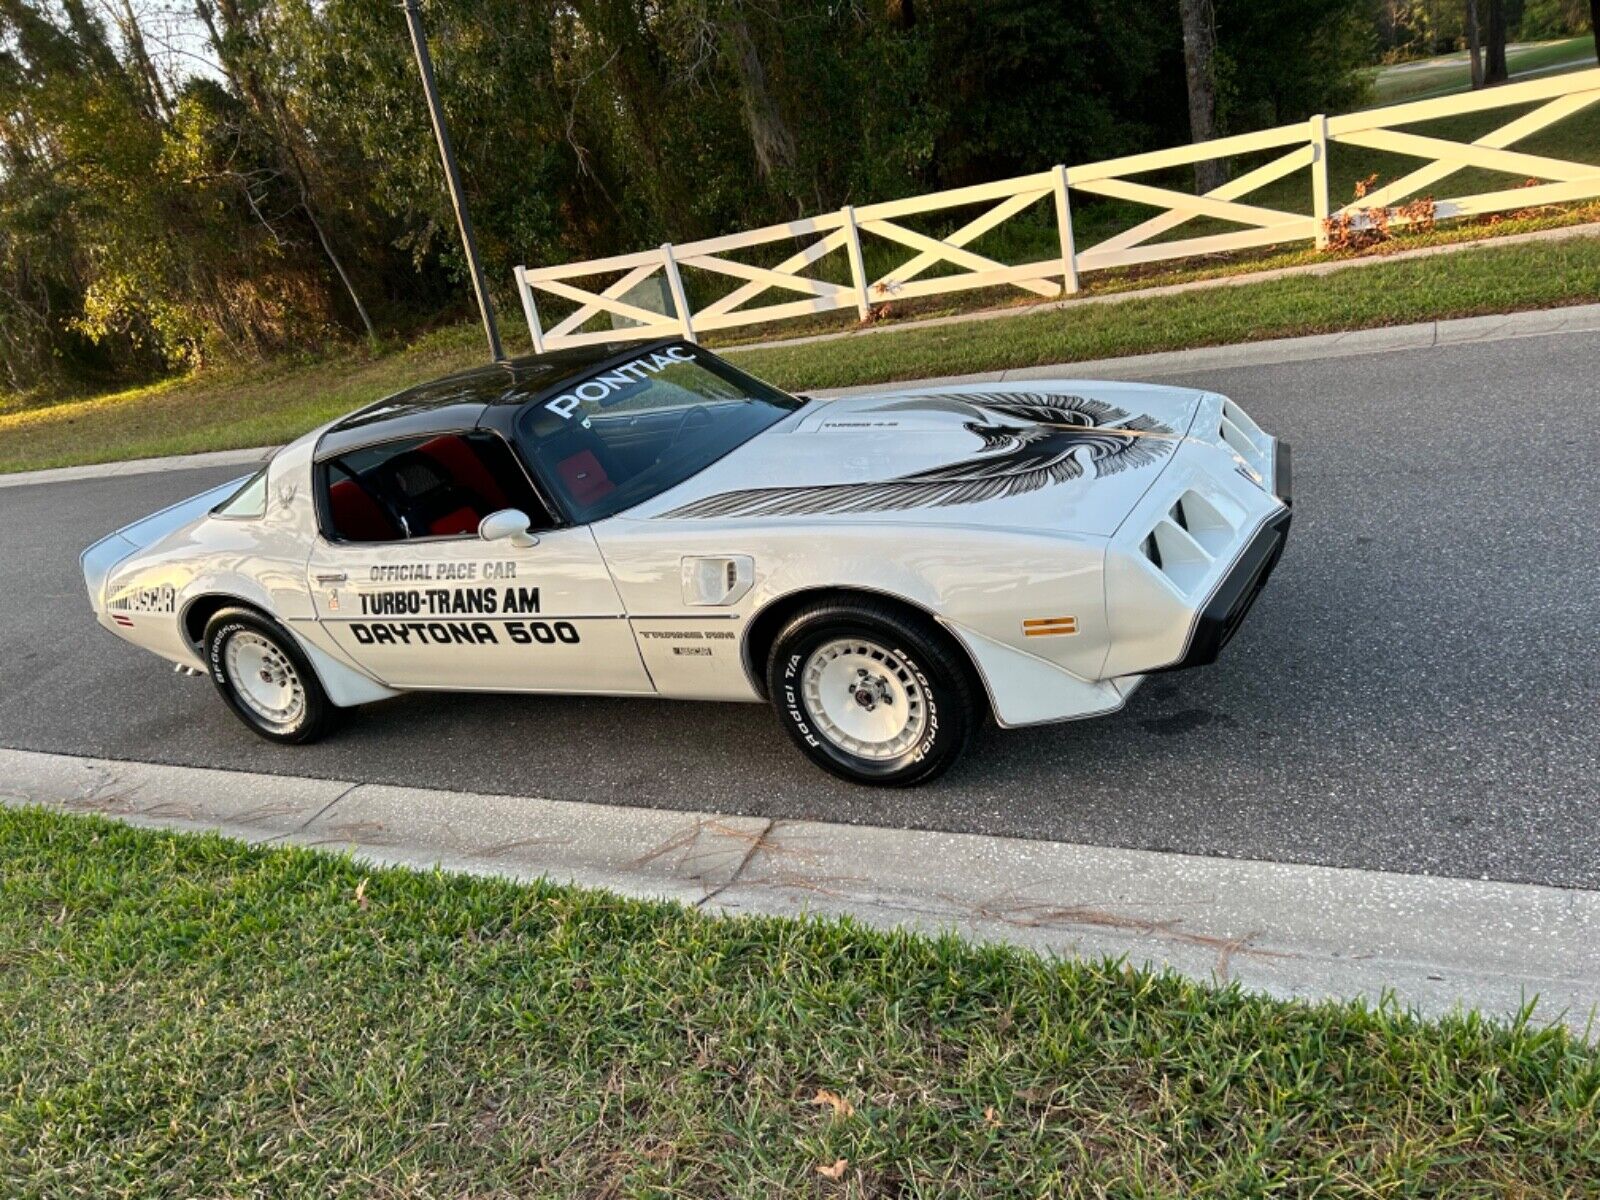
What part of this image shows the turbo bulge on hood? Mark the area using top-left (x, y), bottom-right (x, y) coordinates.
top-left (82, 339), bottom-right (1290, 787)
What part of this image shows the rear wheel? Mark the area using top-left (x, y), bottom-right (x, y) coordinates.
top-left (766, 600), bottom-right (975, 786)
top-left (204, 607), bottom-right (337, 744)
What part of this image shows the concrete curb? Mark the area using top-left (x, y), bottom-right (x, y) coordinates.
top-left (4, 746), bottom-right (1596, 1034)
top-left (5, 300), bottom-right (1598, 490)
top-left (0, 444), bottom-right (274, 490)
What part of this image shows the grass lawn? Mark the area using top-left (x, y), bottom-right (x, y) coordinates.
top-left (3, 231), bottom-right (1598, 475)
top-left (2, 807), bottom-right (1597, 1197)
top-left (734, 233), bottom-right (1600, 388)
top-left (1369, 37), bottom-right (1598, 106)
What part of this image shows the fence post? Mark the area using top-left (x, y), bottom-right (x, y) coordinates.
top-left (513, 265), bottom-right (545, 354)
top-left (660, 243), bottom-right (697, 343)
top-left (1051, 165), bottom-right (1080, 295)
top-left (1310, 114), bottom-right (1331, 250)
top-left (839, 205), bottom-right (872, 320)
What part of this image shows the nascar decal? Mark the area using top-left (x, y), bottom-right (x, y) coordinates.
top-left (349, 620), bottom-right (579, 646)
top-left (356, 585), bottom-right (540, 617)
top-left (660, 393), bottom-right (1175, 520)
top-left (108, 584), bottom-right (176, 615)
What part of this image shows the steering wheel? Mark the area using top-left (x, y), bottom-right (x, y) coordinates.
top-left (658, 404), bottom-right (713, 462)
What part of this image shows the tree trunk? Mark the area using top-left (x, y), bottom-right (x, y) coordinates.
top-left (1591, 0), bottom-right (1598, 66)
top-left (1484, 0), bottom-right (1509, 84)
top-left (1465, 1), bottom-right (1483, 89)
top-left (194, 0), bottom-right (376, 340)
top-left (299, 192), bottom-right (376, 343)
top-left (114, 0), bottom-right (172, 119)
top-left (1178, 0), bottom-right (1225, 193)
top-left (725, 15), bottom-right (796, 184)
top-left (58, 0), bottom-right (120, 75)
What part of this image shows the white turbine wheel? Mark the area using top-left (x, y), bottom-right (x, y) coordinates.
top-left (225, 631), bottom-right (305, 732)
top-left (801, 637), bottom-right (928, 761)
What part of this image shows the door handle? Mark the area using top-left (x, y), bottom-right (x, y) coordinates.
top-left (315, 572), bottom-right (348, 584)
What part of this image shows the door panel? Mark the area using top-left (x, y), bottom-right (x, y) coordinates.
top-left (307, 528), bottom-right (653, 694)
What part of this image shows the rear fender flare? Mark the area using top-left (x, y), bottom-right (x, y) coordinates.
top-left (180, 586), bottom-right (398, 709)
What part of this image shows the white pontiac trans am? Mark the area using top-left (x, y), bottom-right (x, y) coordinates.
top-left (82, 340), bottom-right (1291, 786)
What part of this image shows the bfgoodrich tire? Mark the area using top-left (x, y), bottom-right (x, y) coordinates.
top-left (766, 600), bottom-right (975, 786)
top-left (204, 606), bottom-right (338, 744)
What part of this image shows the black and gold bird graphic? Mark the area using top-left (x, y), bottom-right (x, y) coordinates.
top-left (660, 391), bottom-right (1176, 520)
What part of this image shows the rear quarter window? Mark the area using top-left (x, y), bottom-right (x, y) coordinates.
top-left (212, 469), bottom-right (268, 519)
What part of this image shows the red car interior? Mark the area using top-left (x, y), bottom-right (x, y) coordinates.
top-left (328, 479), bottom-right (401, 542)
top-left (327, 432), bottom-right (548, 542)
top-left (554, 448), bottom-right (615, 507)
top-left (418, 435), bottom-right (511, 512)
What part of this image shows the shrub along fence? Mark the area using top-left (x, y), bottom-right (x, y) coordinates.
top-left (514, 68), bottom-right (1600, 352)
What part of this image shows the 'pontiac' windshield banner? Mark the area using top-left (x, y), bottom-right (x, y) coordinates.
top-left (544, 345), bottom-right (697, 420)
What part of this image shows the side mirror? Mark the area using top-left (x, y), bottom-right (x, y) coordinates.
top-left (478, 508), bottom-right (539, 548)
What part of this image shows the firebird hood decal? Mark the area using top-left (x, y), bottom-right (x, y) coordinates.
top-left (660, 392), bottom-right (1175, 520)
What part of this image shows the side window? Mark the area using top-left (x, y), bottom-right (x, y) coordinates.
top-left (213, 468), bottom-right (268, 519)
top-left (320, 432), bottom-right (553, 543)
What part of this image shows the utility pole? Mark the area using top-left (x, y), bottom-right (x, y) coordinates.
top-left (401, 0), bottom-right (504, 362)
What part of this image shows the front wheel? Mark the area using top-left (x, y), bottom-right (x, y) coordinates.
top-left (766, 601), bottom-right (976, 786)
top-left (203, 607), bottom-right (338, 744)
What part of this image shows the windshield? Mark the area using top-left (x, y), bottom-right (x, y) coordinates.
top-left (514, 344), bottom-right (802, 523)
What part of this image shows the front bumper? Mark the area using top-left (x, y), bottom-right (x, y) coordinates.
top-left (1100, 427), bottom-right (1293, 678)
top-left (1274, 439), bottom-right (1292, 507)
top-left (1156, 503), bottom-right (1290, 671)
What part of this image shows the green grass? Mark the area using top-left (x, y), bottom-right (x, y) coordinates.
top-left (2, 806), bottom-right (1597, 1197)
top-left (4, 232), bottom-right (1597, 475)
top-left (0, 322), bottom-right (486, 474)
top-left (1369, 37), bottom-right (1597, 106)
top-left (736, 233), bottom-right (1600, 389)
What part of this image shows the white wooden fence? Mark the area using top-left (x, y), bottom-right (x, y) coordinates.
top-left (514, 68), bottom-right (1600, 352)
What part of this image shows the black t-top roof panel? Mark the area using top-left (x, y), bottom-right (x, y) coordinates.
top-left (313, 340), bottom-right (676, 461)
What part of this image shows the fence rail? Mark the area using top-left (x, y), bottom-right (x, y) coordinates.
top-left (515, 68), bottom-right (1600, 352)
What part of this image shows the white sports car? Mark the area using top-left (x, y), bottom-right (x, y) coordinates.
top-left (82, 340), bottom-right (1290, 786)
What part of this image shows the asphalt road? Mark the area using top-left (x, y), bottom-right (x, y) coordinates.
top-left (3, 332), bottom-right (1597, 888)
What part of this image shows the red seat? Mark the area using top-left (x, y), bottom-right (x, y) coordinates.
top-left (555, 449), bottom-right (615, 507)
top-left (428, 506), bottom-right (482, 537)
top-left (329, 479), bottom-right (400, 542)
top-left (418, 435), bottom-right (510, 511)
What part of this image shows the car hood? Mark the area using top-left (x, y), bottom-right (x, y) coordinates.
top-left (634, 380), bottom-right (1211, 537)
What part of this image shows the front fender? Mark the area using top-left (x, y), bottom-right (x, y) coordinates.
top-left (737, 523), bottom-right (1120, 726)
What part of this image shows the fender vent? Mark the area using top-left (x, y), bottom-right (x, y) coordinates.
top-left (681, 555), bottom-right (755, 606)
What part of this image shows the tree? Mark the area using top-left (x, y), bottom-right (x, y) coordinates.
top-left (1178, 0), bottom-right (1225, 192)
top-left (0, 0), bottom-right (1378, 397)
top-left (1466, 0), bottom-right (1484, 89)
top-left (1484, 0), bottom-right (1508, 83)
top-left (193, 0), bottom-right (375, 340)
top-left (1592, 0), bottom-right (1598, 65)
